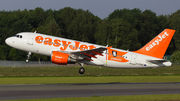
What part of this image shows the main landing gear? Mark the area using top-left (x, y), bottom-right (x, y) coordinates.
top-left (78, 63), bottom-right (85, 74)
top-left (26, 52), bottom-right (31, 63)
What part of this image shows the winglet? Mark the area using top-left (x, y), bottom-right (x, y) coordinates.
top-left (135, 29), bottom-right (175, 59)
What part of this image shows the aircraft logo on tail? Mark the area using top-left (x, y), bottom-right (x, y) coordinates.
top-left (146, 31), bottom-right (169, 51)
top-left (135, 29), bottom-right (175, 59)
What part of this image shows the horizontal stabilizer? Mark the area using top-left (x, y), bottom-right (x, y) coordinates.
top-left (147, 60), bottom-right (169, 64)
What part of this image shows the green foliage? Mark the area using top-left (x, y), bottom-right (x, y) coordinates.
top-left (0, 45), bottom-right (8, 60)
top-left (1, 7), bottom-right (180, 61)
top-left (8, 48), bottom-right (16, 60)
top-left (95, 19), bottom-right (111, 45)
top-left (31, 53), bottom-right (48, 62)
top-left (170, 51), bottom-right (180, 62)
top-left (169, 10), bottom-right (180, 52)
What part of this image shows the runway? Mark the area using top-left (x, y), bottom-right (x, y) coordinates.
top-left (0, 83), bottom-right (180, 100)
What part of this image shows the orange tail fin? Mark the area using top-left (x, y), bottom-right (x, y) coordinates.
top-left (135, 29), bottom-right (175, 59)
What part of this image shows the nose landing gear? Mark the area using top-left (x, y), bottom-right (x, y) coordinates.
top-left (26, 52), bottom-right (31, 63)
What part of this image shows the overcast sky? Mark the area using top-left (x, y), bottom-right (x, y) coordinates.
top-left (0, 0), bottom-right (180, 19)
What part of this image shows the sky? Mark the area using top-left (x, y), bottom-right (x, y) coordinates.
top-left (0, 0), bottom-right (180, 19)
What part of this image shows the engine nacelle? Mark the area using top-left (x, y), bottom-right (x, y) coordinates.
top-left (51, 51), bottom-right (76, 65)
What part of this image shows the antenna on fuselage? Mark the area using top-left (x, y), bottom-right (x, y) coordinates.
top-left (34, 31), bottom-right (37, 33)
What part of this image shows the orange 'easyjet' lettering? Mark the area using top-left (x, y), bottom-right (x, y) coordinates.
top-left (60, 41), bottom-right (71, 51)
top-left (35, 36), bottom-right (97, 51)
top-left (35, 36), bottom-right (43, 43)
top-left (53, 39), bottom-right (61, 47)
top-left (69, 41), bottom-right (80, 50)
top-left (80, 44), bottom-right (88, 51)
top-left (44, 37), bottom-right (52, 46)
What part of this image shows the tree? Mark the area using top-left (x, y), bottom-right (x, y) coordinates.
top-left (32, 16), bottom-right (62, 37)
top-left (27, 7), bottom-right (45, 28)
top-left (8, 48), bottom-right (16, 61)
top-left (95, 18), bottom-right (111, 45)
top-left (169, 10), bottom-right (180, 52)
top-left (67, 10), bottom-right (99, 43)
top-left (32, 54), bottom-right (48, 63)
top-left (170, 51), bottom-right (180, 62)
top-left (47, 16), bottom-right (62, 37)
top-left (0, 45), bottom-right (8, 60)
top-left (138, 10), bottom-right (159, 47)
top-left (10, 18), bottom-right (32, 34)
top-left (58, 7), bottom-right (77, 38)
top-left (120, 29), bottom-right (140, 50)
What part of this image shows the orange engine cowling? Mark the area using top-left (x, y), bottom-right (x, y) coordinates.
top-left (51, 51), bottom-right (75, 65)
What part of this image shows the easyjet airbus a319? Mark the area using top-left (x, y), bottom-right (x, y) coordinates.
top-left (5, 29), bottom-right (175, 74)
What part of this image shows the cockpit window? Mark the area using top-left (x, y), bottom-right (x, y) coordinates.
top-left (14, 35), bottom-right (22, 38)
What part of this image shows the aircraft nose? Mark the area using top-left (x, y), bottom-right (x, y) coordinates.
top-left (5, 37), bottom-right (12, 46)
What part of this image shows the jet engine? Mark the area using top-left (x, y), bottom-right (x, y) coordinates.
top-left (51, 51), bottom-right (76, 65)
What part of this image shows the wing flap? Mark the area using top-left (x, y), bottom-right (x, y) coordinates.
top-left (71, 47), bottom-right (107, 61)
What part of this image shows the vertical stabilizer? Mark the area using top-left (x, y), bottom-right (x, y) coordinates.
top-left (135, 29), bottom-right (175, 59)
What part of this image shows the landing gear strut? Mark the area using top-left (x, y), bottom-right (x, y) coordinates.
top-left (26, 52), bottom-right (31, 63)
top-left (78, 63), bottom-right (85, 74)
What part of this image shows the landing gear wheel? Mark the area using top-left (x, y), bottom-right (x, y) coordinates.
top-left (79, 67), bottom-right (85, 74)
top-left (25, 59), bottom-right (29, 63)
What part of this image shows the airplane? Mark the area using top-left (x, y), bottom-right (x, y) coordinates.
top-left (5, 29), bottom-right (175, 74)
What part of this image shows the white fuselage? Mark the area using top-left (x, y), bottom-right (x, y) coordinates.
top-left (5, 32), bottom-right (172, 68)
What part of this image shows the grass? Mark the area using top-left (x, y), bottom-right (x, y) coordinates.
top-left (3, 94), bottom-right (180, 101)
top-left (0, 65), bottom-right (180, 77)
top-left (0, 65), bottom-right (180, 84)
top-left (1, 66), bottom-right (180, 101)
top-left (0, 76), bottom-right (180, 84)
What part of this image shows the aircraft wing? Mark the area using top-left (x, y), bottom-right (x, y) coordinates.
top-left (70, 47), bottom-right (107, 61)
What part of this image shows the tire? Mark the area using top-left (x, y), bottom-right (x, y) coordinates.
top-left (25, 59), bottom-right (29, 63)
top-left (79, 67), bottom-right (85, 74)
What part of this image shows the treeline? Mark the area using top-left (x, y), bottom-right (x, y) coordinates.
top-left (0, 7), bottom-right (180, 61)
